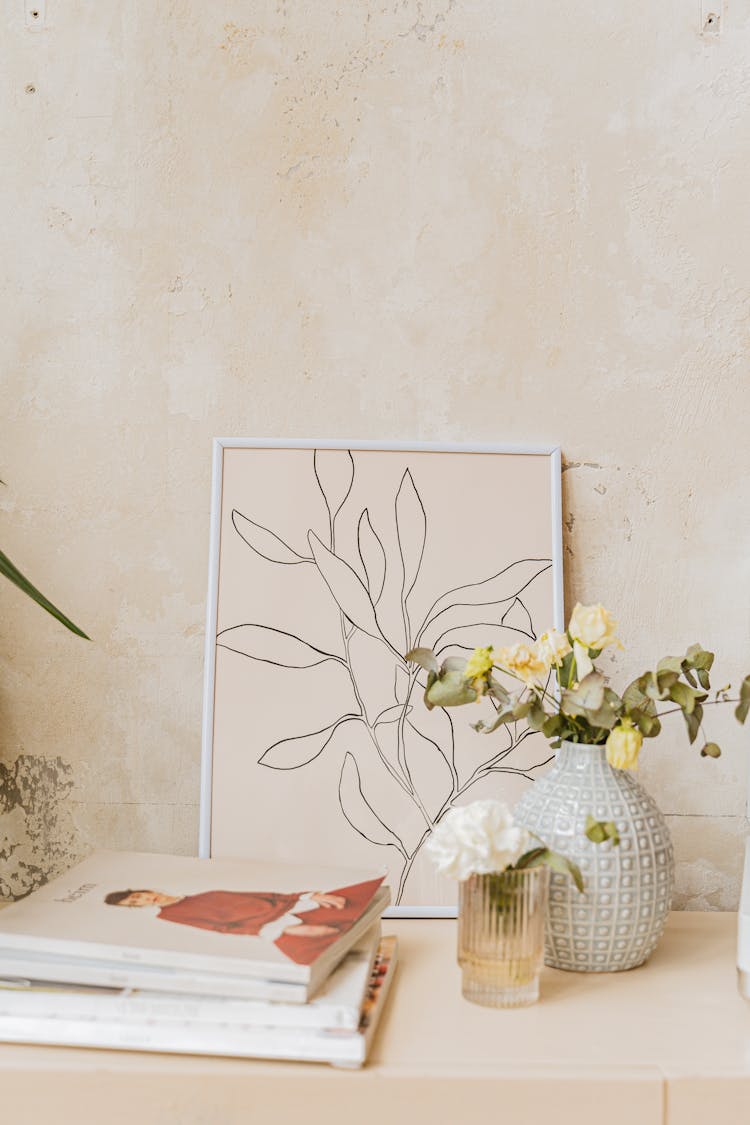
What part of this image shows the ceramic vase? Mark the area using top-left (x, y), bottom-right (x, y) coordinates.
top-left (514, 740), bottom-right (674, 972)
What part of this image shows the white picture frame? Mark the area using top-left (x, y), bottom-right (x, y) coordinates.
top-left (200, 439), bottom-right (564, 917)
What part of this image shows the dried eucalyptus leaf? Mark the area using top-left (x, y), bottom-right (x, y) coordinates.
top-left (685, 644), bottom-right (714, 672)
top-left (405, 647), bottom-right (439, 674)
top-left (471, 709), bottom-right (514, 734)
top-left (684, 703), bottom-right (704, 744)
top-left (425, 669), bottom-right (478, 709)
top-left (561, 672), bottom-right (605, 717)
top-left (585, 815), bottom-right (620, 847)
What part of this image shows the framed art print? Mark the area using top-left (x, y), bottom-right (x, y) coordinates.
top-left (201, 440), bottom-right (563, 916)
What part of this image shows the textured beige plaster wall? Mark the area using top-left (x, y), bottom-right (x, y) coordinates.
top-left (1, 1), bottom-right (749, 906)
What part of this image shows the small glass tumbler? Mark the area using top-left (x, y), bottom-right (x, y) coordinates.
top-left (457, 867), bottom-right (550, 1008)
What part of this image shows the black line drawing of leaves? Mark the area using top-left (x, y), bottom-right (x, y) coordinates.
top-left (417, 559), bottom-right (551, 642)
top-left (403, 720), bottom-right (454, 818)
top-left (308, 531), bottom-right (396, 653)
top-left (232, 510), bottom-right (310, 565)
top-left (432, 621), bottom-right (534, 659)
top-left (395, 469), bottom-right (426, 603)
top-left (227, 444), bottom-right (556, 905)
top-left (217, 624), bottom-right (342, 668)
top-left (338, 752), bottom-right (406, 854)
top-left (374, 703), bottom-right (413, 726)
top-left (259, 715), bottom-right (359, 770)
top-left (501, 596), bottom-right (535, 638)
top-left (394, 664), bottom-right (409, 704)
top-left (314, 449), bottom-right (354, 537)
top-left (357, 509), bottom-right (386, 604)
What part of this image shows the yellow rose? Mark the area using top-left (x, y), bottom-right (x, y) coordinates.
top-left (494, 643), bottom-right (548, 686)
top-left (535, 630), bottom-right (571, 669)
top-left (606, 718), bottom-right (643, 770)
top-left (568, 603), bottom-right (621, 651)
top-left (568, 603), bottom-right (621, 681)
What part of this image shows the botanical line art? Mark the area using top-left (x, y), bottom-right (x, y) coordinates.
top-left (217, 449), bottom-right (553, 904)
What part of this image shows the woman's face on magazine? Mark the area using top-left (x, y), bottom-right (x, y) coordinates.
top-left (120, 891), bottom-right (169, 907)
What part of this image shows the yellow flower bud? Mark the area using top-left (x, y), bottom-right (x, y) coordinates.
top-left (606, 719), bottom-right (643, 770)
top-left (464, 646), bottom-right (494, 681)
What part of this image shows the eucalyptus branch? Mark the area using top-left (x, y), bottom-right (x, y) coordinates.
top-left (656, 697), bottom-right (740, 718)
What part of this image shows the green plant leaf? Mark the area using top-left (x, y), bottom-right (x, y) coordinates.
top-left (584, 699), bottom-right (618, 731)
top-left (628, 708), bottom-right (661, 738)
top-left (0, 548), bottom-right (89, 638)
top-left (424, 669), bottom-right (478, 709)
top-left (546, 850), bottom-right (585, 893)
top-left (685, 644), bottom-right (714, 672)
top-left (526, 693), bottom-right (548, 732)
top-left (472, 706), bottom-right (519, 733)
top-left (700, 742), bottom-right (721, 758)
top-left (542, 713), bottom-right (565, 739)
top-left (684, 702), bottom-right (704, 744)
top-left (669, 681), bottom-right (707, 715)
top-left (514, 846), bottom-right (549, 869)
top-left (622, 673), bottom-right (654, 713)
top-left (561, 672), bottom-right (605, 717)
top-left (487, 675), bottom-right (511, 707)
top-left (556, 650), bottom-right (576, 686)
top-left (735, 676), bottom-right (750, 724)
top-left (645, 673), bottom-right (672, 702)
top-left (585, 815), bottom-right (621, 847)
top-left (656, 669), bottom-right (680, 694)
top-left (657, 656), bottom-right (684, 676)
top-left (514, 846), bottom-right (583, 892)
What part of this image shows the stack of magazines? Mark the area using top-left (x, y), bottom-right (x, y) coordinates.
top-left (0, 851), bottom-right (396, 1067)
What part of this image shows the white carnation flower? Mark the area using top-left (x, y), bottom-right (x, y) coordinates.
top-left (425, 800), bottom-right (530, 881)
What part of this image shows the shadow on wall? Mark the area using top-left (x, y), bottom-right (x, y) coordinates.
top-left (0, 754), bottom-right (79, 900)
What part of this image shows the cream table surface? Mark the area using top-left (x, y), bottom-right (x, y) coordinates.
top-left (0, 911), bottom-right (747, 1125)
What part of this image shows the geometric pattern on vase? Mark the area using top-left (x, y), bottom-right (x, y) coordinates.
top-left (514, 741), bottom-right (674, 972)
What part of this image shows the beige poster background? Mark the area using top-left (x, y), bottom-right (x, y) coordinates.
top-left (208, 445), bottom-right (559, 909)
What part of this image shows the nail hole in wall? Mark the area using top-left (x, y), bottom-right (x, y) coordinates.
top-left (25, 84), bottom-right (36, 94)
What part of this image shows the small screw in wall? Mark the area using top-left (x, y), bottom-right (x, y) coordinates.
top-left (25, 84), bottom-right (36, 94)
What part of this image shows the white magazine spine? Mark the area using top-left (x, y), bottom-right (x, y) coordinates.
top-left (0, 959), bottom-right (307, 1003)
top-left (0, 1016), bottom-right (366, 1066)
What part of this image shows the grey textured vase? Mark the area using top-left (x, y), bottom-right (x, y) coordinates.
top-left (514, 741), bottom-right (674, 972)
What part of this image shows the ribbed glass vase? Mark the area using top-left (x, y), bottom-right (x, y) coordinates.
top-left (457, 867), bottom-right (550, 1008)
